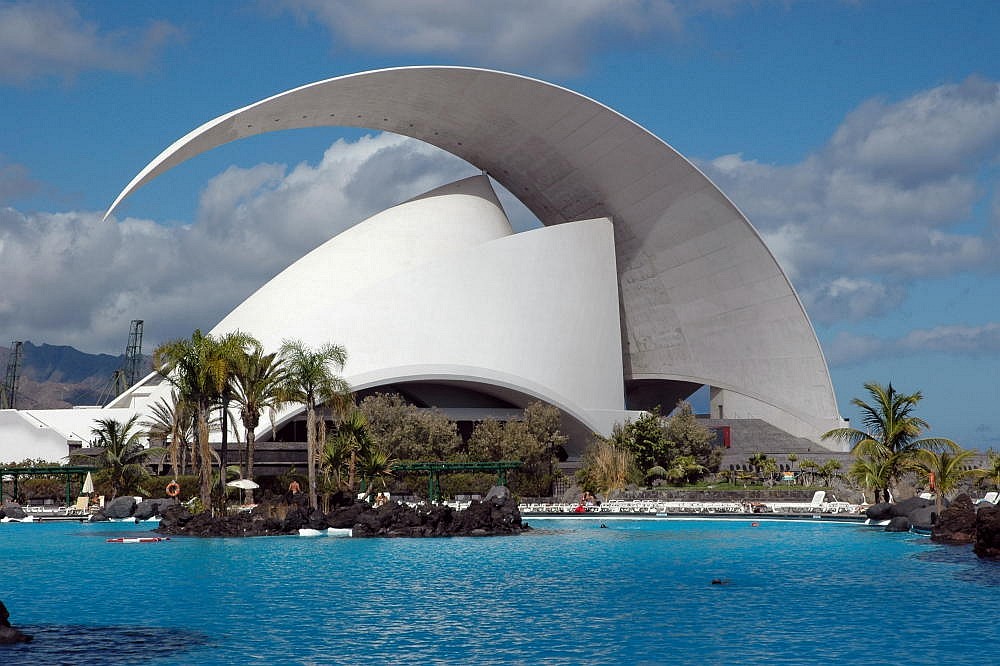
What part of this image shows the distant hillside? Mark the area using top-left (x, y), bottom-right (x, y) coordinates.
top-left (0, 341), bottom-right (152, 409)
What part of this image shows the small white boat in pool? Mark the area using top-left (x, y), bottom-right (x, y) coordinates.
top-left (298, 527), bottom-right (352, 537)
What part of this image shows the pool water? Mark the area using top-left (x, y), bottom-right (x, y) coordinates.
top-left (2, 517), bottom-right (997, 665)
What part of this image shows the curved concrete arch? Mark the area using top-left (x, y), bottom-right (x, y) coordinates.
top-left (105, 66), bottom-right (841, 441)
top-left (350, 366), bottom-right (602, 438)
top-left (260, 367), bottom-right (603, 452)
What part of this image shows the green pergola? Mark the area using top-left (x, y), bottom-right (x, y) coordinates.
top-left (391, 461), bottom-right (522, 503)
top-left (0, 465), bottom-right (99, 507)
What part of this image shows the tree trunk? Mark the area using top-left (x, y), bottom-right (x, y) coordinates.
top-left (187, 412), bottom-right (198, 476)
top-left (306, 401), bottom-right (317, 509)
top-left (169, 419), bottom-right (180, 480)
top-left (198, 404), bottom-right (212, 510)
top-left (348, 449), bottom-right (357, 495)
top-left (218, 395), bottom-right (229, 510)
top-left (244, 416), bottom-right (257, 504)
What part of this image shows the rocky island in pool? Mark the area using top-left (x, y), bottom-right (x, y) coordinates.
top-left (155, 486), bottom-right (526, 539)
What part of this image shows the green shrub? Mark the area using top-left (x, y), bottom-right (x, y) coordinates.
top-left (145, 475), bottom-right (200, 500)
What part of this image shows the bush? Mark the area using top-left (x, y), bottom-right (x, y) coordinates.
top-left (145, 475), bottom-right (200, 500)
top-left (21, 477), bottom-right (65, 501)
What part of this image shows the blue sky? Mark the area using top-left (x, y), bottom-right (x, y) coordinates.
top-left (1, 1), bottom-right (998, 448)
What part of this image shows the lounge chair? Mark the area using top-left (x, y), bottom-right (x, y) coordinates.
top-left (976, 491), bottom-right (999, 505)
top-left (67, 496), bottom-right (90, 516)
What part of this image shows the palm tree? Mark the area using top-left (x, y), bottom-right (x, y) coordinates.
top-left (910, 442), bottom-right (980, 515)
top-left (846, 455), bottom-right (892, 504)
top-left (212, 331), bottom-right (261, 506)
top-left (665, 455), bottom-right (707, 485)
top-left (87, 415), bottom-right (164, 499)
top-left (279, 339), bottom-right (350, 509)
top-left (817, 459), bottom-right (842, 487)
top-left (142, 389), bottom-right (193, 479)
top-left (823, 382), bottom-right (954, 502)
top-left (231, 343), bottom-right (286, 502)
top-left (336, 409), bottom-right (372, 493)
top-left (759, 458), bottom-right (779, 486)
top-left (154, 329), bottom-right (257, 509)
top-left (747, 452), bottom-right (778, 485)
top-left (319, 412), bottom-right (379, 508)
top-left (981, 450), bottom-right (1000, 494)
top-left (321, 434), bottom-right (353, 500)
top-left (356, 443), bottom-right (396, 502)
top-left (798, 459), bottom-right (820, 486)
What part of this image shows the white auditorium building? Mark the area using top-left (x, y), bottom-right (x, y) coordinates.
top-left (0, 67), bottom-right (847, 465)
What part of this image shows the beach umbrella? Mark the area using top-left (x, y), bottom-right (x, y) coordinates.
top-left (81, 472), bottom-right (94, 495)
top-left (226, 478), bottom-right (259, 490)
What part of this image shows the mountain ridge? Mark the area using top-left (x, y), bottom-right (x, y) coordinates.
top-left (0, 341), bottom-right (152, 409)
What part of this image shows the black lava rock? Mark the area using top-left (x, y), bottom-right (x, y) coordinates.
top-left (133, 498), bottom-right (177, 521)
top-left (865, 503), bottom-right (893, 521)
top-left (909, 506), bottom-right (937, 532)
top-left (932, 494), bottom-right (976, 544)
top-left (99, 496), bottom-right (137, 519)
top-left (153, 490), bottom-right (526, 539)
top-left (0, 600), bottom-right (32, 644)
top-left (1, 502), bottom-right (27, 520)
top-left (973, 504), bottom-right (1000, 559)
top-left (885, 516), bottom-right (911, 532)
top-left (890, 496), bottom-right (935, 518)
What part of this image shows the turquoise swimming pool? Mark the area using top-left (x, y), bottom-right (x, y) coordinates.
top-left (1, 518), bottom-right (996, 665)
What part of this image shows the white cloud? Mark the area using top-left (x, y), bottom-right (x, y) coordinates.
top-left (0, 2), bottom-right (181, 84)
top-left (274, 0), bottom-right (686, 76)
top-left (192, 133), bottom-right (478, 266)
top-left (803, 278), bottom-right (904, 325)
top-left (825, 323), bottom-right (1000, 366)
top-left (827, 76), bottom-right (1000, 185)
top-left (0, 133), bottom-right (495, 354)
top-left (699, 77), bottom-right (1000, 325)
top-left (900, 323), bottom-right (1000, 355)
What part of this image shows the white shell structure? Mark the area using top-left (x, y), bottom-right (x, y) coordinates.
top-left (104, 67), bottom-right (844, 447)
top-left (0, 66), bottom-right (848, 463)
top-left (211, 175), bottom-right (628, 440)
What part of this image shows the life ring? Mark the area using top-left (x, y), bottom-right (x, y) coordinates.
top-left (165, 481), bottom-right (181, 497)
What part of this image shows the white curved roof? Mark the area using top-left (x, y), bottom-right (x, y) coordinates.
top-left (214, 175), bottom-right (626, 441)
top-left (105, 66), bottom-right (841, 440)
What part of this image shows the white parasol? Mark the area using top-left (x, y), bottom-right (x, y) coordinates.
top-left (81, 471), bottom-right (94, 494)
top-left (226, 478), bottom-right (259, 490)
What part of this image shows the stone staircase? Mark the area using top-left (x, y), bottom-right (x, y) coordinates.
top-left (699, 418), bottom-right (854, 472)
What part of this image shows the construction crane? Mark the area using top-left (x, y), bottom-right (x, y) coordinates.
top-left (1, 340), bottom-right (23, 409)
top-left (123, 320), bottom-right (144, 387)
top-left (98, 320), bottom-right (145, 404)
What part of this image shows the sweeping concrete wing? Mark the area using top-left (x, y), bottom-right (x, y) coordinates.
top-left (104, 66), bottom-right (843, 444)
top-left (211, 175), bottom-right (627, 446)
